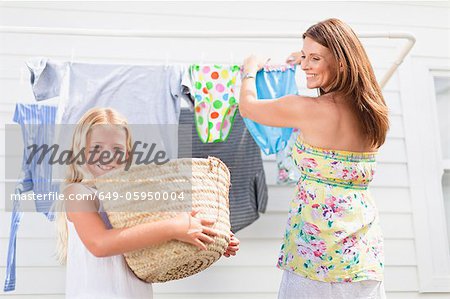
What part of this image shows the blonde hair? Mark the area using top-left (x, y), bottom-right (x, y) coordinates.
top-left (52, 107), bottom-right (132, 264)
top-left (303, 18), bottom-right (390, 149)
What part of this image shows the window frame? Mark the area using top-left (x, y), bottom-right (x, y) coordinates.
top-left (400, 56), bottom-right (450, 292)
top-left (432, 72), bottom-right (450, 170)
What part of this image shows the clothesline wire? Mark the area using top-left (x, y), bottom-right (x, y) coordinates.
top-left (0, 26), bottom-right (416, 88)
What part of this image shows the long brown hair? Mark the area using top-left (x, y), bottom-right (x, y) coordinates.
top-left (303, 18), bottom-right (389, 149)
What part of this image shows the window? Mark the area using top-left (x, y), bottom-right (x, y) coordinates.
top-left (443, 171), bottom-right (450, 249)
top-left (402, 58), bottom-right (450, 292)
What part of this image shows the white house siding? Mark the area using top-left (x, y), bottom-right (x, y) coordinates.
top-left (0, 2), bottom-right (449, 298)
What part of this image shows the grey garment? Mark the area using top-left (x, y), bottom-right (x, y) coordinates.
top-left (178, 108), bottom-right (268, 232)
top-left (26, 60), bottom-right (188, 124)
top-left (27, 59), bottom-right (190, 158)
top-left (26, 57), bottom-right (67, 101)
top-left (278, 270), bottom-right (386, 299)
top-left (57, 63), bottom-right (188, 125)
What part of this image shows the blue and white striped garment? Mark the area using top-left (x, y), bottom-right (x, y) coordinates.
top-left (4, 103), bottom-right (58, 292)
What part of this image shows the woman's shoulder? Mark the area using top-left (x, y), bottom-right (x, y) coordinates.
top-left (281, 94), bottom-right (326, 116)
top-left (287, 93), bottom-right (344, 111)
top-left (287, 93), bottom-right (319, 103)
top-left (283, 93), bottom-right (340, 126)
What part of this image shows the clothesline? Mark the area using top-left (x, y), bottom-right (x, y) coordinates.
top-left (0, 26), bottom-right (416, 88)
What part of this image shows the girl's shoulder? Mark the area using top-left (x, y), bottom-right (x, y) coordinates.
top-left (63, 183), bottom-right (99, 214)
top-left (63, 182), bottom-right (96, 195)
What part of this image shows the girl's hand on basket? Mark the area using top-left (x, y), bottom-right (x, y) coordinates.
top-left (224, 232), bottom-right (240, 257)
top-left (173, 209), bottom-right (219, 251)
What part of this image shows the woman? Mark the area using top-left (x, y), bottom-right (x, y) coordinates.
top-left (239, 18), bottom-right (388, 298)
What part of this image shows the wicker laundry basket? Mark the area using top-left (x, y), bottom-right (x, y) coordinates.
top-left (94, 157), bottom-right (231, 283)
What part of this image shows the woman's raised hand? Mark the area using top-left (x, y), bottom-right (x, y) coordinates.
top-left (242, 55), bottom-right (271, 73)
top-left (286, 51), bottom-right (303, 65)
top-left (173, 209), bottom-right (219, 250)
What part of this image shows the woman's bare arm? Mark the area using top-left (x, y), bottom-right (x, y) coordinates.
top-left (239, 55), bottom-right (322, 129)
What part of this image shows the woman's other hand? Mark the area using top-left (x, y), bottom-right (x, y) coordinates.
top-left (243, 55), bottom-right (270, 73)
top-left (286, 51), bottom-right (303, 65)
top-left (223, 232), bottom-right (240, 257)
top-left (173, 209), bottom-right (219, 251)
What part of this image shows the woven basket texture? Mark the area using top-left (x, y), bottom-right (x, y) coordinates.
top-left (94, 157), bottom-right (231, 283)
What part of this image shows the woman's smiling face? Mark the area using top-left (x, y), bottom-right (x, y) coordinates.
top-left (85, 125), bottom-right (127, 177)
top-left (300, 36), bottom-right (339, 92)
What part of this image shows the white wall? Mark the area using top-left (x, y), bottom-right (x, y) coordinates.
top-left (1, 2), bottom-right (450, 298)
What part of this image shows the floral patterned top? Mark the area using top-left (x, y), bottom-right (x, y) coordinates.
top-left (277, 136), bottom-right (384, 282)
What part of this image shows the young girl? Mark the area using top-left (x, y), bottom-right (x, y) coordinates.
top-left (54, 107), bottom-right (239, 299)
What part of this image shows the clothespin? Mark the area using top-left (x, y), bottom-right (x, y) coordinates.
top-left (165, 52), bottom-right (170, 69)
top-left (229, 51), bottom-right (235, 66)
top-left (200, 51), bottom-right (205, 65)
top-left (70, 48), bottom-right (75, 65)
top-left (19, 66), bottom-right (25, 86)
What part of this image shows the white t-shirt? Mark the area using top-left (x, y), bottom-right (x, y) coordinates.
top-left (65, 209), bottom-right (153, 299)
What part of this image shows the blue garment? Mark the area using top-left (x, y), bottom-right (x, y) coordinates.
top-left (4, 104), bottom-right (58, 292)
top-left (276, 128), bottom-right (302, 185)
top-left (242, 65), bottom-right (298, 155)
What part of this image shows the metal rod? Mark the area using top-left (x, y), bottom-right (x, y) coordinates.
top-left (0, 26), bottom-right (416, 88)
